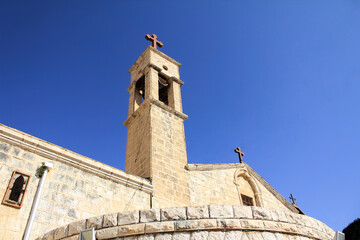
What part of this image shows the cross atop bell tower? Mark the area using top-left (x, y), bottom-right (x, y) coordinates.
top-left (124, 40), bottom-right (189, 207)
top-left (145, 34), bottom-right (164, 49)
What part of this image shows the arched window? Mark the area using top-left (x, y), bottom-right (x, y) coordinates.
top-left (234, 167), bottom-right (263, 207)
top-left (2, 171), bottom-right (30, 208)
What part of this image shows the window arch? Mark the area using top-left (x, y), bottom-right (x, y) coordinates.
top-left (2, 171), bottom-right (30, 208)
top-left (234, 167), bottom-right (263, 207)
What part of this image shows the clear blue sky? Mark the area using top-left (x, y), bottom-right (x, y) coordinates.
top-left (1, 0), bottom-right (359, 231)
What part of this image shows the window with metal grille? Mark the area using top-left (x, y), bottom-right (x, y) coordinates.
top-left (241, 194), bottom-right (254, 206)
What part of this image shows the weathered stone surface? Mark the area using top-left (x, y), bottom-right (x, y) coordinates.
top-left (118, 211), bottom-right (140, 226)
top-left (233, 206), bottom-right (252, 219)
top-left (42, 230), bottom-right (55, 240)
top-left (0, 152), bottom-right (9, 162)
top-left (190, 231), bottom-right (209, 240)
top-left (262, 220), bottom-right (281, 230)
top-left (224, 231), bottom-right (243, 240)
top-left (0, 143), bottom-right (10, 152)
top-left (118, 224), bottom-right (145, 237)
top-left (246, 232), bottom-right (264, 240)
top-left (173, 232), bottom-right (191, 240)
top-left (187, 206), bottom-right (209, 219)
top-left (252, 207), bottom-right (272, 220)
top-left (54, 225), bottom-right (68, 239)
top-left (176, 219), bottom-right (217, 230)
top-left (154, 233), bottom-right (172, 240)
top-left (68, 219), bottom-right (86, 236)
top-left (209, 205), bottom-right (234, 218)
top-left (96, 226), bottom-right (118, 239)
top-left (261, 232), bottom-right (277, 240)
top-left (138, 234), bottom-right (155, 240)
top-left (161, 207), bottom-right (186, 221)
top-left (61, 235), bottom-right (79, 240)
top-left (240, 219), bottom-right (264, 230)
top-left (22, 152), bottom-right (35, 160)
top-left (103, 213), bottom-right (117, 227)
top-left (140, 209), bottom-right (161, 223)
top-left (145, 221), bottom-right (174, 233)
top-left (87, 216), bottom-right (103, 229)
top-left (217, 219), bottom-right (242, 229)
top-left (208, 231), bottom-right (225, 240)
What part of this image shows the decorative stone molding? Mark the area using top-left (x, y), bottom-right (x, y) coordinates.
top-left (0, 124), bottom-right (153, 194)
top-left (233, 166), bottom-right (264, 207)
top-left (38, 205), bottom-right (335, 240)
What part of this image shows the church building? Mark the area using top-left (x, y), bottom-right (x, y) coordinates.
top-left (0, 35), bottom-right (335, 240)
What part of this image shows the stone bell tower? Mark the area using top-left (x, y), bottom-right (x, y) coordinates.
top-left (124, 36), bottom-right (189, 207)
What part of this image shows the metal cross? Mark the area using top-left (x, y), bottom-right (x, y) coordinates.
top-left (234, 147), bottom-right (245, 163)
top-left (289, 194), bottom-right (297, 204)
top-left (145, 34), bottom-right (164, 49)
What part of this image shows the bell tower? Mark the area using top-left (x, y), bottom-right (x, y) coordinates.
top-left (124, 38), bottom-right (189, 207)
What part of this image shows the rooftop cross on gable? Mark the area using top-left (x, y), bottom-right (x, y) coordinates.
top-left (289, 194), bottom-right (297, 204)
top-left (234, 147), bottom-right (245, 163)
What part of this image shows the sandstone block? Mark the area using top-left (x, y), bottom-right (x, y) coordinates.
top-left (87, 216), bottom-right (103, 229)
top-left (209, 205), bottom-right (233, 218)
top-left (154, 233), bottom-right (172, 240)
top-left (173, 232), bottom-right (190, 240)
top-left (217, 219), bottom-right (242, 229)
top-left (262, 220), bottom-right (281, 230)
top-left (208, 231), bottom-right (225, 240)
top-left (22, 152), bottom-right (35, 160)
top-left (103, 213), bottom-right (117, 227)
top-left (240, 219), bottom-right (264, 230)
top-left (54, 225), bottom-right (68, 239)
top-left (252, 207), bottom-right (272, 220)
top-left (245, 232), bottom-right (264, 240)
top-left (118, 224), bottom-right (145, 237)
top-left (96, 226), bottom-right (118, 239)
top-left (42, 230), bottom-right (55, 240)
top-left (118, 210), bottom-right (140, 226)
top-left (61, 235), bottom-right (79, 240)
top-left (0, 152), bottom-right (9, 162)
top-left (261, 232), bottom-right (277, 240)
top-left (161, 207), bottom-right (186, 221)
top-left (0, 143), bottom-right (10, 152)
top-left (68, 219), bottom-right (86, 236)
top-left (224, 231), bottom-right (243, 240)
top-left (187, 206), bottom-right (209, 219)
top-left (145, 221), bottom-right (174, 233)
top-left (190, 231), bottom-right (208, 240)
top-left (138, 234), bottom-right (155, 240)
top-left (233, 206), bottom-right (252, 219)
top-left (140, 209), bottom-right (160, 223)
top-left (176, 219), bottom-right (217, 230)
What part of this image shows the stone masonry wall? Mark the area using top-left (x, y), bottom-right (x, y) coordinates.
top-left (150, 102), bottom-right (189, 208)
top-left (125, 103), bottom-right (152, 178)
top-left (38, 205), bottom-right (335, 240)
top-left (0, 125), bottom-right (151, 240)
top-left (188, 168), bottom-right (290, 211)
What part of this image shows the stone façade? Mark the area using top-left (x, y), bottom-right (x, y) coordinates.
top-left (0, 46), bottom-right (335, 240)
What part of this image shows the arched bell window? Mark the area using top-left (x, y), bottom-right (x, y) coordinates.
top-left (2, 171), bottom-right (30, 208)
top-left (158, 73), bottom-right (169, 105)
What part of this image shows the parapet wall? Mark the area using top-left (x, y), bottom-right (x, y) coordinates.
top-left (38, 205), bottom-right (335, 240)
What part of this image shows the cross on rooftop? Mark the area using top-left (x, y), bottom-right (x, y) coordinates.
top-left (234, 147), bottom-right (245, 163)
top-left (145, 34), bottom-right (164, 49)
top-left (289, 194), bottom-right (297, 204)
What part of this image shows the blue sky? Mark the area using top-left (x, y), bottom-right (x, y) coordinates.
top-left (1, 0), bottom-right (359, 231)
